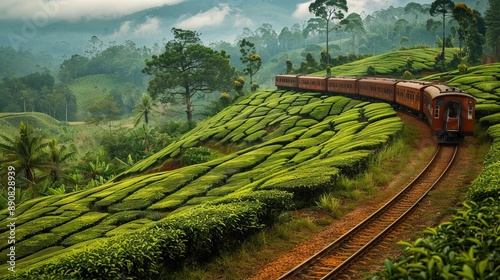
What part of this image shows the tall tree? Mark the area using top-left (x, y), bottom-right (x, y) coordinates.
top-left (485, 0), bottom-right (500, 59)
top-left (341, 13), bottom-right (366, 54)
top-left (142, 28), bottom-right (234, 122)
top-left (239, 39), bottom-right (262, 85)
top-left (466, 10), bottom-right (486, 65)
top-left (309, 0), bottom-right (348, 66)
top-left (429, 0), bottom-right (455, 59)
top-left (393, 19), bottom-right (410, 50)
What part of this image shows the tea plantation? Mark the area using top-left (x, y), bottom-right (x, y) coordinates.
top-left (0, 113), bottom-right (61, 144)
top-left (375, 63), bottom-right (500, 279)
top-left (0, 90), bottom-right (403, 279)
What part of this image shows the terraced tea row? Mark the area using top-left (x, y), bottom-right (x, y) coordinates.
top-left (0, 89), bottom-right (403, 279)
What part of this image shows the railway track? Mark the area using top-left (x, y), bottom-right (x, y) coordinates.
top-left (277, 144), bottom-right (458, 280)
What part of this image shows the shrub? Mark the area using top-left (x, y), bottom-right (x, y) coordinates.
top-left (162, 201), bottom-right (269, 259)
top-left (180, 147), bottom-right (215, 166)
top-left (468, 162), bottom-right (500, 201)
top-left (18, 227), bottom-right (187, 280)
top-left (376, 197), bottom-right (500, 280)
top-left (479, 112), bottom-right (500, 127)
top-left (367, 65), bottom-right (376, 75)
top-left (458, 63), bottom-right (467, 74)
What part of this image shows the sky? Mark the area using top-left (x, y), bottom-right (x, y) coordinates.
top-left (292, 0), bottom-right (432, 19)
top-left (0, 0), bottom-right (432, 21)
top-left (0, 0), bottom-right (187, 21)
top-left (0, 0), bottom-right (433, 49)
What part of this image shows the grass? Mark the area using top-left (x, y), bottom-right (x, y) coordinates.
top-left (316, 194), bottom-right (342, 217)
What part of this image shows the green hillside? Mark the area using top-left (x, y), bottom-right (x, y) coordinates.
top-left (67, 74), bottom-right (143, 119)
top-left (0, 112), bottom-right (61, 142)
top-left (0, 89), bottom-right (403, 279)
top-left (317, 47), bottom-right (457, 77)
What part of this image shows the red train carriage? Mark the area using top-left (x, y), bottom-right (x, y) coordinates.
top-left (275, 74), bottom-right (299, 90)
top-left (327, 77), bottom-right (358, 96)
top-left (298, 76), bottom-right (328, 92)
top-left (395, 81), bottom-right (428, 113)
top-left (358, 78), bottom-right (397, 102)
top-left (422, 85), bottom-right (476, 143)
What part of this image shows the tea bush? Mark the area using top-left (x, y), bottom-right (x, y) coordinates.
top-left (374, 197), bottom-right (500, 280)
top-left (17, 227), bottom-right (187, 280)
top-left (180, 147), bottom-right (215, 166)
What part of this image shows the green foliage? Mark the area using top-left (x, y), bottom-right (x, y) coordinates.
top-left (1, 88), bottom-right (406, 276)
top-left (50, 212), bottom-right (109, 237)
top-left (17, 227), bottom-right (187, 280)
top-left (180, 147), bottom-right (216, 166)
top-left (480, 112), bottom-right (500, 127)
top-left (162, 201), bottom-right (270, 258)
top-left (376, 197), bottom-right (500, 280)
top-left (316, 193), bottom-right (342, 217)
top-left (143, 28), bottom-right (234, 122)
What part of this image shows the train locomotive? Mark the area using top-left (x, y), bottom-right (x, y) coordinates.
top-left (275, 74), bottom-right (476, 143)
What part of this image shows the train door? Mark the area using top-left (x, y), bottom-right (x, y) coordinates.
top-left (445, 101), bottom-right (461, 131)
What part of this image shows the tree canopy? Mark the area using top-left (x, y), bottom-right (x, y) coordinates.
top-left (143, 28), bottom-right (235, 123)
top-left (239, 39), bottom-right (262, 85)
top-left (485, 0), bottom-right (500, 59)
top-left (309, 0), bottom-right (348, 66)
top-left (429, 0), bottom-right (455, 59)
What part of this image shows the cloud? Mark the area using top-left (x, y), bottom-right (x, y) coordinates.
top-left (133, 17), bottom-right (161, 35)
top-left (176, 3), bottom-right (252, 30)
top-left (292, 1), bottom-right (314, 20)
top-left (0, 0), bottom-right (186, 21)
top-left (110, 17), bottom-right (161, 38)
top-left (177, 3), bottom-right (231, 29)
top-left (292, 0), bottom-right (429, 20)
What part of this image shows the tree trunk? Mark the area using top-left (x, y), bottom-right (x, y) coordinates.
top-left (326, 20), bottom-right (330, 66)
top-left (442, 12), bottom-right (446, 59)
top-left (185, 90), bottom-right (193, 123)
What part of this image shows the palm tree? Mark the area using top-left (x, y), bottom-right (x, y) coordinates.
top-left (133, 93), bottom-right (155, 127)
top-left (0, 122), bottom-right (50, 188)
top-left (46, 139), bottom-right (75, 186)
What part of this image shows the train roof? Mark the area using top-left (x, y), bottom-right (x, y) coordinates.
top-left (358, 77), bottom-right (398, 85)
top-left (327, 76), bottom-right (358, 82)
top-left (298, 75), bottom-right (327, 80)
top-left (396, 81), bottom-right (432, 90)
top-left (424, 84), bottom-right (476, 100)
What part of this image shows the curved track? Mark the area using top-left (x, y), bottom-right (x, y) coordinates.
top-left (278, 144), bottom-right (458, 280)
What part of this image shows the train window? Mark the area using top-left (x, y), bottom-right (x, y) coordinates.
top-left (434, 105), bottom-right (440, 118)
top-left (448, 106), bottom-right (458, 118)
top-left (468, 106), bottom-right (474, 119)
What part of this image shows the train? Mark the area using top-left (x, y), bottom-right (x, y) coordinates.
top-left (275, 74), bottom-right (476, 143)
